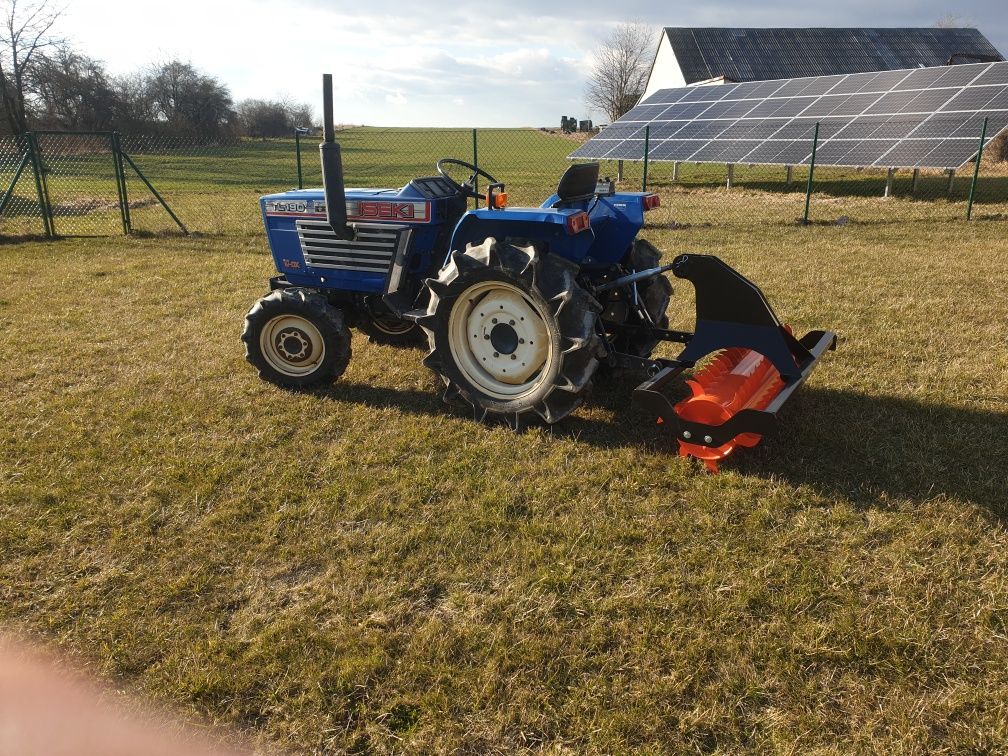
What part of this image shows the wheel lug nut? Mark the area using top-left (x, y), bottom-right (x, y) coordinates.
top-left (511, 355), bottom-right (517, 360)
top-left (519, 338), bottom-right (525, 344)
top-left (492, 318), bottom-right (498, 324)
top-left (493, 352), bottom-right (499, 357)
top-left (509, 320), bottom-right (515, 325)
top-left (484, 334), bottom-right (489, 339)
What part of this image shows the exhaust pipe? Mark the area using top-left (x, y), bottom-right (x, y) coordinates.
top-left (319, 73), bottom-right (352, 240)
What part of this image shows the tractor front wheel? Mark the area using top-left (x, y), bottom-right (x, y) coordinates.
top-left (242, 288), bottom-right (351, 387)
top-left (419, 238), bottom-right (601, 426)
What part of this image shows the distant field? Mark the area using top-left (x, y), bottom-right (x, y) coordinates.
top-left (2, 127), bottom-right (1005, 237)
top-left (1, 165), bottom-right (1007, 752)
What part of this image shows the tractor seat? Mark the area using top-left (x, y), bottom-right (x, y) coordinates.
top-left (553, 162), bottom-right (600, 206)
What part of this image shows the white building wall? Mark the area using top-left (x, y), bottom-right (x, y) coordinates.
top-left (642, 35), bottom-right (686, 101)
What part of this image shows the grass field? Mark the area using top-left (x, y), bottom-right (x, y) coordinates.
top-left (1, 134), bottom-right (1008, 753)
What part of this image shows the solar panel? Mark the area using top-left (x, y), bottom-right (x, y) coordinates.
top-left (571, 61), bottom-right (1008, 170)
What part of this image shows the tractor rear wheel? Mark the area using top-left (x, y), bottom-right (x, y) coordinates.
top-left (242, 288), bottom-right (352, 387)
top-left (419, 238), bottom-right (601, 426)
top-left (610, 239), bottom-right (674, 357)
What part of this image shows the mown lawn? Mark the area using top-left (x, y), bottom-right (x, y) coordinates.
top-left (1, 172), bottom-right (1007, 753)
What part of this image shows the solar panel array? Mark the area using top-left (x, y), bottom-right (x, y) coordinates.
top-left (571, 62), bottom-right (1008, 170)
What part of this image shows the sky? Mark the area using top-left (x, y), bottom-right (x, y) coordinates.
top-left (65, 0), bottom-right (1008, 127)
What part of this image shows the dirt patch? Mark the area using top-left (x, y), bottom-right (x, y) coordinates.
top-left (50, 196), bottom-right (157, 216)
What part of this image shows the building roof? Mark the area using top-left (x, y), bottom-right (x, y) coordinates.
top-left (662, 27), bottom-right (1004, 85)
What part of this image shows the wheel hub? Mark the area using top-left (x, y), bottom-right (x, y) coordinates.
top-left (464, 289), bottom-right (548, 385)
top-left (276, 328), bottom-right (312, 362)
top-left (447, 280), bottom-right (553, 398)
top-left (259, 314), bottom-right (326, 377)
top-left (489, 322), bottom-right (519, 355)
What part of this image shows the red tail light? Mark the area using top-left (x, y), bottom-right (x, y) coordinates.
top-left (565, 211), bottom-right (590, 234)
top-left (643, 194), bottom-right (661, 211)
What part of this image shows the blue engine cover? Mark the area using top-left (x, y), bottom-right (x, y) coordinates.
top-left (261, 177), bottom-right (460, 294)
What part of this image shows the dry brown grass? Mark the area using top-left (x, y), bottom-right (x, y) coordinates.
top-left (1, 180), bottom-right (1007, 753)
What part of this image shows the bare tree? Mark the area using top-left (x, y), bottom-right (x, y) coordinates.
top-left (586, 22), bottom-right (654, 124)
top-left (0, 0), bottom-right (63, 134)
top-left (585, 22), bottom-right (654, 180)
top-left (934, 14), bottom-right (974, 28)
top-left (30, 45), bottom-right (118, 129)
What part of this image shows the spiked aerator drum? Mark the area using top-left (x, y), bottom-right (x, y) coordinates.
top-left (634, 255), bottom-right (837, 472)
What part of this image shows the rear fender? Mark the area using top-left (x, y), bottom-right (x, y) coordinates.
top-left (447, 208), bottom-right (595, 267)
top-left (538, 191), bottom-right (654, 269)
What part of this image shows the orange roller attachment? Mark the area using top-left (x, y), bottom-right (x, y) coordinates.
top-left (632, 254), bottom-right (838, 474)
top-left (673, 348), bottom-right (785, 472)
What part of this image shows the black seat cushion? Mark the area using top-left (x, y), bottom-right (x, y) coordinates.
top-left (556, 162), bottom-right (600, 202)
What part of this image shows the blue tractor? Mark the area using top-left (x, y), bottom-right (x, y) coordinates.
top-left (243, 75), bottom-right (836, 470)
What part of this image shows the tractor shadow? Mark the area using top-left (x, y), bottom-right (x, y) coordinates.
top-left (324, 376), bottom-right (1008, 519)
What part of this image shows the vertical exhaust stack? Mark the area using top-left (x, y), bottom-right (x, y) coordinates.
top-left (319, 73), bottom-right (352, 240)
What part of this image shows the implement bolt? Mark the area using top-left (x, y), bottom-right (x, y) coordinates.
top-left (704, 435), bottom-right (713, 444)
top-left (682, 431), bottom-right (692, 439)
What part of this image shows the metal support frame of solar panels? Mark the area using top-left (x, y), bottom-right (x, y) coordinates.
top-left (571, 61), bottom-right (1008, 172)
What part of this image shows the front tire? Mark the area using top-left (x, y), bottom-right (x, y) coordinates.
top-left (419, 238), bottom-right (601, 426)
top-left (242, 288), bottom-right (351, 387)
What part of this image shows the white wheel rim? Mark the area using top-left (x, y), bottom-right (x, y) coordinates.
top-left (447, 280), bottom-right (552, 400)
top-left (370, 317), bottom-right (414, 335)
top-left (259, 314), bottom-right (326, 376)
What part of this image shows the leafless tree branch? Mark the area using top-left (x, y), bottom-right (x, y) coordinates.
top-left (585, 22), bottom-right (656, 123)
top-left (0, 0), bottom-right (64, 133)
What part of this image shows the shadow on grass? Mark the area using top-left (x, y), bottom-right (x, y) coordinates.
top-left (317, 377), bottom-right (1008, 517)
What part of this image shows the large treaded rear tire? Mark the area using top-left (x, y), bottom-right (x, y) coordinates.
top-left (612, 239), bottom-right (674, 357)
top-left (242, 288), bottom-right (352, 388)
top-left (419, 238), bottom-right (601, 426)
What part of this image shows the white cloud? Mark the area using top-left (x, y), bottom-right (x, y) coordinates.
top-left (61, 0), bottom-right (1007, 127)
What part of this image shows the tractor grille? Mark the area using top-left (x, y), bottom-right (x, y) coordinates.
top-left (295, 219), bottom-right (411, 275)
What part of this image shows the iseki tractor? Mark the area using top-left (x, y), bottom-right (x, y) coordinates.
top-left (242, 75), bottom-right (836, 471)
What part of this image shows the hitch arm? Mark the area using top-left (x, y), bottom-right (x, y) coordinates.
top-left (594, 263), bottom-right (676, 294)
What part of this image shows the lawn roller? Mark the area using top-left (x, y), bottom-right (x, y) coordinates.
top-left (242, 74), bottom-right (837, 471)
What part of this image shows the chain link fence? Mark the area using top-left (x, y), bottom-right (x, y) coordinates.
top-left (0, 126), bottom-right (1005, 238)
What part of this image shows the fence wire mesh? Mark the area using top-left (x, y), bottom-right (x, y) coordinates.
top-left (0, 127), bottom-right (1005, 238)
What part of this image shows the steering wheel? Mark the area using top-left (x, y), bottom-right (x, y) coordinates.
top-left (436, 158), bottom-right (500, 200)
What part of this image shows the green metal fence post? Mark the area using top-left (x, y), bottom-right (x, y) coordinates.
top-left (472, 127), bottom-right (479, 209)
top-left (111, 132), bottom-right (131, 235)
top-left (295, 128), bottom-right (304, 189)
top-left (802, 122), bottom-right (820, 226)
top-left (642, 124), bottom-right (650, 192)
top-left (966, 116), bottom-right (988, 221)
top-left (25, 132), bottom-right (53, 237)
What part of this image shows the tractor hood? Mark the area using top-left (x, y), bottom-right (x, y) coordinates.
top-left (261, 175), bottom-right (465, 226)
